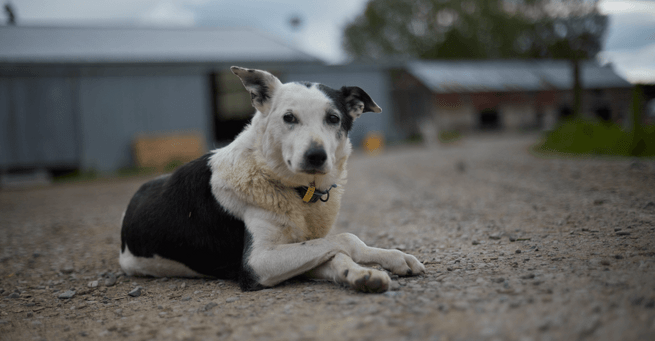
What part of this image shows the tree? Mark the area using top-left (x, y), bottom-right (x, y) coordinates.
top-left (343, 0), bottom-right (608, 117)
top-left (4, 2), bottom-right (17, 25)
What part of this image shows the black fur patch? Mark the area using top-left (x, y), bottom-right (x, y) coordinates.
top-left (341, 86), bottom-right (379, 117)
top-left (121, 153), bottom-right (248, 280)
top-left (238, 229), bottom-right (263, 291)
top-left (237, 73), bottom-right (270, 107)
top-left (317, 84), bottom-right (355, 133)
top-left (249, 78), bottom-right (270, 106)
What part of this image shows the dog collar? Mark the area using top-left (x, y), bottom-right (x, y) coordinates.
top-left (295, 182), bottom-right (337, 203)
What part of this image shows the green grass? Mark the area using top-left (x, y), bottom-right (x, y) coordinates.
top-left (538, 118), bottom-right (655, 157)
top-left (438, 130), bottom-right (462, 144)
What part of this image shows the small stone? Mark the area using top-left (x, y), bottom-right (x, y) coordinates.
top-left (521, 274), bottom-right (535, 279)
top-left (472, 240), bottom-right (480, 245)
top-left (58, 290), bottom-right (76, 299)
top-left (8, 292), bottom-right (20, 299)
top-left (456, 161), bottom-right (466, 173)
top-left (339, 298), bottom-right (358, 305)
top-left (631, 296), bottom-right (645, 306)
top-left (180, 296), bottom-right (191, 302)
top-left (203, 302), bottom-right (218, 311)
top-left (515, 249), bottom-right (522, 254)
top-left (489, 233), bottom-right (501, 240)
top-left (128, 287), bottom-right (142, 297)
top-left (226, 297), bottom-right (239, 303)
top-left (615, 255), bottom-right (624, 259)
top-left (509, 235), bottom-right (517, 242)
top-left (593, 199), bottom-right (605, 205)
top-left (383, 291), bottom-right (402, 298)
top-left (600, 260), bottom-right (610, 266)
top-left (616, 231), bottom-right (631, 236)
top-left (390, 281), bottom-right (401, 291)
top-left (104, 274), bottom-right (117, 287)
top-left (181, 282), bottom-right (187, 289)
top-left (60, 265), bottom-right (75, 274)
top-left (88, 281), bottom-right (99, 288)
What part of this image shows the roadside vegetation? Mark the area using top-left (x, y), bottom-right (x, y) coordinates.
top-left (539, 85), bottom-right (655, 158)
top-left (539, 118), bottom-right (655, 157)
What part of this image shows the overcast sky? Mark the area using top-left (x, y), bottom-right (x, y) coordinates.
top-left (4, 0), bottom-right (655, 83)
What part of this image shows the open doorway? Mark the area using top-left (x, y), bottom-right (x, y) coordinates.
top-left (479, 109), bottom-right (501, 130)
top-left (209, 71), bottom-right (256, 144)
top-left (559, 105), bottom-right (573, 120)
top-left (595, 106), bottom-right (611, 121)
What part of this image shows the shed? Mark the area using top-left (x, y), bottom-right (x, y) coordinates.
top-left (398, 60), bottom-right (633, 136)
top-left (0, 26), bottom-right (320, 175)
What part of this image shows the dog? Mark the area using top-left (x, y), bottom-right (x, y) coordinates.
top-left (119, 66), bottom-right (425, 292)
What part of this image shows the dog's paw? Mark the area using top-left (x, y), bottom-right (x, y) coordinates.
top-left (383, 250), bottom-right (426, 277)
top-left (344, 268), bottom-right (390, 293)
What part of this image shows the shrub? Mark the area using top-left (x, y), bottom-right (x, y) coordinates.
top-left (539, 118), bottom-right (655, 157)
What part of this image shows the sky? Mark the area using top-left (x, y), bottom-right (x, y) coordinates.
top-left (4, 0), bottom-right (655, 83)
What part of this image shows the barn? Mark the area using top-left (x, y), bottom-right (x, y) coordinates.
top-left (393, 60), bottom-right (633, 141)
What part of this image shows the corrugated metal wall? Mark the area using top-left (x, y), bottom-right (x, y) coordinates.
top-left (0, 76), bottom-right (80, 170)
top-left (77, 74), bottom-right (211, 172)
top-left (0, 68), bottom-right (212, 173)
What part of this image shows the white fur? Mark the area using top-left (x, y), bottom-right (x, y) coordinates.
top-left (120, 245), bottom-right (202, 278)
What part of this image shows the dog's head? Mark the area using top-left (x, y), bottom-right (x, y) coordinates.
top-left (231, 66), bottom-right (381, 184)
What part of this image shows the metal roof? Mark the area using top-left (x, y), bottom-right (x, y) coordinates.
top-left (408, 60), bottom-right (631, 93)
top-left (0, 26), bottom-right (319, 64)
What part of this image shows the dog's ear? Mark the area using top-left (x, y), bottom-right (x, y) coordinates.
top-left (231, 66), bottom-right (282, 115)
top-left (340, 86), bottom-right (382, 120)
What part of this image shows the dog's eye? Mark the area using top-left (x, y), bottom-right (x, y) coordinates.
top-left (326, 114), bottom-right (340, 125)
top-left (283, 113), bottom-right (298, 124)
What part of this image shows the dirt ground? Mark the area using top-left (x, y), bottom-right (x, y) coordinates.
top-left (1, 134), bottom-right (654, 341)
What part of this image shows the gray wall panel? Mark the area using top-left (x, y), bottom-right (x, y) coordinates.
top-left (0, 76), bottom-right (78, 169)
top-left (78, 74), bottom-right (210, 172)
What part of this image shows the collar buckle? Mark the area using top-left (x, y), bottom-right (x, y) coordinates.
top-left (296, 183), bottom-right (337, 203)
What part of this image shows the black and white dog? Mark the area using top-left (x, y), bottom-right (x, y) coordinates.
top-left (120, 67), bottom-right (425, 292)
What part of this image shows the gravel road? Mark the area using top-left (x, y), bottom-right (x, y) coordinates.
top-left (1, 134), bottom-right (654, 341)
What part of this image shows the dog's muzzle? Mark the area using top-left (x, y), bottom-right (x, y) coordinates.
top-left (301, 146), bottom-right (327, 173)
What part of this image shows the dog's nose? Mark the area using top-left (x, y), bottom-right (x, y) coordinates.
top-left (304, 147), bottom-right (327, 168)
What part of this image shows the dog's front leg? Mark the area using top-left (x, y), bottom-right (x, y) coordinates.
top-left (241, 215), bottom-right (354, 290)
top-left (328, 233), bottom-right (426, 277)
top-left (305, 252), bottom-right (391, 293)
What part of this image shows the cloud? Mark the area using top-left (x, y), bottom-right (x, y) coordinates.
top-left (9, 0), bottom-right (206, 26)
top-left (600, 42), bottom-right (655, 83)
top-left (599, 0), bottom-right (655, 15)
top-left (598, 0), bottom-right (655, 82)
top-left (139, 0), bottom-right (197, 26)
top-left (9, 0), bottom-right (156, 23)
